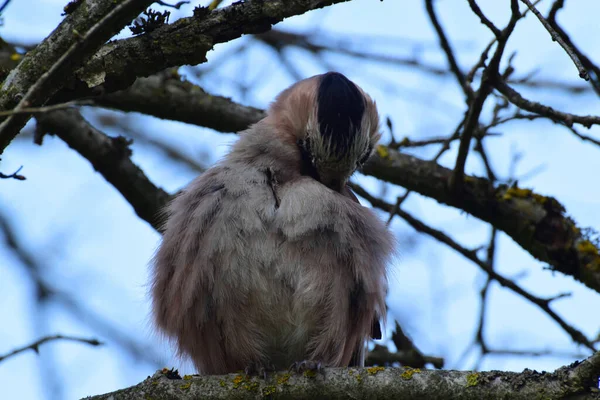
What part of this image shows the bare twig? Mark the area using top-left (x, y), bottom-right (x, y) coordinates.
top-left (424, 0), bottom-right (473, 101)
top-left (367, 344), bottom-right (444, 369)
top-left (255, 30), bottom-right (450, 76)
top-left (484, 348), bottom-right (589, 359)
top-left (385, 192), bottom-right (410, 226)
top-left (0, 335), bottom-right (102, 363)
top-left (86, 354), bottom-right (600, 400)
top-left (0, 165), bottom-right (25, 180)
top-left (494, 78), bottom-right (600, 128)
top-left (156, 0), bottom-right (189, 9)
top-left (519, 0), bottom-right (589, 80)
top-left (561, 123), bottom-right (600, 147)
top-left (388, 134), bottom-right (501, 150)
top-left (255, 29), bottom-right (592, 95)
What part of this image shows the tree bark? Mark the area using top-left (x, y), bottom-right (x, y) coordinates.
top-left (85, 351), bottom-right (600, 399)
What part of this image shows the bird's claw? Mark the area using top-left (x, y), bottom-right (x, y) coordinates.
top-left (244, 362), bottom-right (275, 379)
top-left (289, 360), bottom-right (323, 375)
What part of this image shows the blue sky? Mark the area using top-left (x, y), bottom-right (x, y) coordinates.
top-left (1, 0), bottom-right (599, 399)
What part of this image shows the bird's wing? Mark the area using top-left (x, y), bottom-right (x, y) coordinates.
top-left (150, 164), bottom-right (280, 373)
top-left (275, 179), bottom-right (391, 367)
top-left (344, 184), bottom-right (386, 367)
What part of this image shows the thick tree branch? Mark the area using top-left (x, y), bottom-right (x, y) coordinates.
top-left (367, 344), bottom-right (445, 370)
top-left (0, 165), bottom-right (25, 180)
top-left (50, 0), bottom-right (353, 104)
top-left (519, 0), bottom-right (588, 80)
top-left (0, 0), bottom-right (155, 154)
top-left (424, 0), bottom-right (472, 101)
top-left (546, 0), bottom-right (600, 94)
top-left (95, 72), bottom-right (265, 133)
top-left (88, 352), bottom-right (600, 399)
top-left (35, 109), bottom-right (170, 231)
top-left (363, 146), bottom-right (600, 294)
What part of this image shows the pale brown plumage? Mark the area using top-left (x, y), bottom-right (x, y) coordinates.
top-left (150, 72), bottom-right (394, 374)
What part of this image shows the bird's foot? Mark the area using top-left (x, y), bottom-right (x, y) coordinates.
top-left (289, 360), bottom-right (324, 376)
top-left (244, 361), bottom-right (275, 379)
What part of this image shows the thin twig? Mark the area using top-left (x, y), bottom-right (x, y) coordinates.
top-left (484, 347), bottom-right (588, 359)
top-left (465, 0), bottom-right (543, 86)
top-left (519, 0), bottom-right (589, 80)
top-left (156, 0), bottom-right (189, 9)
top-left (562, 123), bottom-right (600, 147)
top-left (467, 0), bottom-right (501, 38)
top-left (472, 228), bottom-right (497, 368)
top-left (0, 100), bottom-right (92, 117)
top-left (0, 0), bottom-right (12, 14)
top-left (0, 165), bottom-right (25, 180)
top-left (546, 0), bottom-right (600, 94)
top-left (451, 0), bottom-right (521, 193)
top-left (424, 0), bottom-right (473, 101)
top-left (494, 78), bottom-right (600, 128)
top-left (385, 192), bottom-right (410, 226)
top-left (367, 343), bottom-right (444, 369)
top-left (0, 335), bottom-right (102, 363)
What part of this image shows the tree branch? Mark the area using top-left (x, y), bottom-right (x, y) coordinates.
top-left (519, 0), bottom-right (588, 80)
top-left (451, 0), bottom-right (520, 193)
top-left (0, 335), bottom-right (102, 363)
top-left (424, 0), bottom-right (472, 101)
top-left (87, 351), bottom-right (600, 399)
top-left (49, 0), bottom-right (353, 104)
top-left (0, 165), bottom-right (25, 180)
top-left (0, 0), bottom-right (155, 154)
top-left (494, 77), bottom-right (600, 128)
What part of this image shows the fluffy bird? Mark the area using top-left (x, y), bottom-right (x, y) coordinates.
top-left (151, 72), bottom-right (394, 374)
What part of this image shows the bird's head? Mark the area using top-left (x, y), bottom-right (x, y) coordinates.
top-left (266, 72), bottom-right (380, 191)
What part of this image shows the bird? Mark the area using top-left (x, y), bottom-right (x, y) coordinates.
top-left (150, 71), bottom-right (395, 375)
